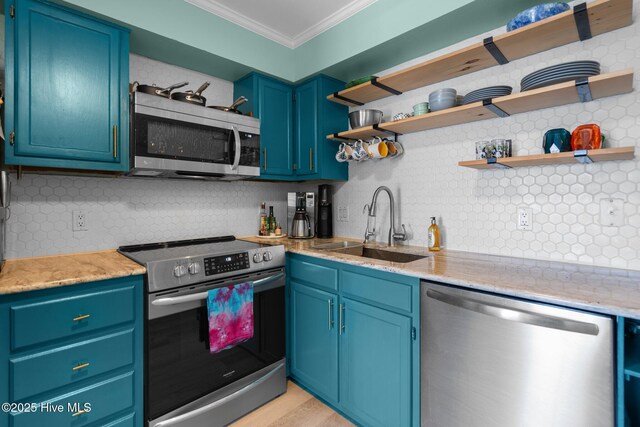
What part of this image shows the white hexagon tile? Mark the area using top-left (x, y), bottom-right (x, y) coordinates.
top-left (334, 0), bottom-right (640, 271)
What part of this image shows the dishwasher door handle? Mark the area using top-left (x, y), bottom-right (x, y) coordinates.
top-left (426, 289), bottom-right (600, 336)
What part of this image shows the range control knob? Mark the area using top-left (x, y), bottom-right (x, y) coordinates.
top-left (173, 265), bottom-right (187, 278)
top-left (253, 253), bottom-right (263, 263)
top-left (263, 251), bottom-right (273, 262)
top-left (188, 262), bottom-right (201, 275)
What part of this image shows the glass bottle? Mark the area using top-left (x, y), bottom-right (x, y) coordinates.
top-left (428, 217), bottom-right (440, 252)
top-left (268, 206), bottom-right (276, 236)
top-left (259, 202), bottom-right (267, 236)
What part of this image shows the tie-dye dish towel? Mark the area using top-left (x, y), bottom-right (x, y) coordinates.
top-left (207, 282), bottom-right (254, 353)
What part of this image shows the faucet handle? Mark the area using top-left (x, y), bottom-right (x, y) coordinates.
top-left (363, 203), bottom-right (370, 215)
top-left (393, 224), bottom-right (407, 242)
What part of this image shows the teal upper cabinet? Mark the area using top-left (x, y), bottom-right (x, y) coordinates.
top-left (234, 73), bottom-right (294, 178)
top-left (295, 76), bottom-right (348, 181)
top-left (4, 0), bottom-right (130, 172)
top-left (234, 73), bottom-right (348, 181)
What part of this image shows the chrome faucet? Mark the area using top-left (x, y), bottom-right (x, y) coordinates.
top-left (363, 186), bottom-right (407, 246)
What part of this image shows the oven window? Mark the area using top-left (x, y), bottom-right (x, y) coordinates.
top-left (146, 285), bottom-right (285, 421)
top-left (135, 113), bottom-right (232, 164)
top-left (237, 131), bottom-right (260, 168)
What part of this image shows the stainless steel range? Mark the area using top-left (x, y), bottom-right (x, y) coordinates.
top-left (118, 236), bottom-right (286, 427)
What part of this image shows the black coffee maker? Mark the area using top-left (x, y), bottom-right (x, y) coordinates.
top-left (317, 185), bottom-right (333, 238)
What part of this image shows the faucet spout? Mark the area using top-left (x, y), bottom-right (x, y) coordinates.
top-left (364, 186), bottom-right (407, 246)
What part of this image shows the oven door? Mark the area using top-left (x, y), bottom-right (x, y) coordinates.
top-left (131, 106), bottom-right (260, 178)
top-left (146, 268), bottom-right (285, 426)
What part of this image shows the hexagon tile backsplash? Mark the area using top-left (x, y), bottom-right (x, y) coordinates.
top-left (334, 0), bottom-right (640, 271)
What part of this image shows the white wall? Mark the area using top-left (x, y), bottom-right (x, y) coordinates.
top-left (334, 0), bottom-right (640, 271)
top-left (5, 55), bottom-right (298, 258)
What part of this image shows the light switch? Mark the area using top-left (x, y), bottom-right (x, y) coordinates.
top-left (599, 198), bottom-right (624, 227)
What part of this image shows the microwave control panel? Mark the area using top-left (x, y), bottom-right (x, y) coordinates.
top-left (204, 252), bottom-right (250, 276)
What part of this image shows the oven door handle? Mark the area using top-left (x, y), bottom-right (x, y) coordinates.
top-left (153, 361), bottom-right (285, 427)
top-left (151, 272), bottom-right (285, 306)
top-left (230, 125), bottom-right (241, 170)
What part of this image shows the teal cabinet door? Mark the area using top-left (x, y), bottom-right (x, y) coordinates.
top-left (4, 0), bottom-right (129, 171)
top-left (294, 80), bottom-right (318, 177)
top-left (340, 297), bottom-right (412, 427)
top-left (258, 78), bottom-right (294, 176)
top-left (290, 280), bottom-right (339, 404)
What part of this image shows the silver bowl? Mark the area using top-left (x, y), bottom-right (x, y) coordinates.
top-left (349, 109), bottom-right (383, 129)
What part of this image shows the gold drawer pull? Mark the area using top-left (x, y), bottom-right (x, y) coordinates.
top-left (72, 314), bottom-right (91, 322)
top-left (72, 362), bottom-right (90, 371)
top-left (72, 409), bottom-right (87, 417)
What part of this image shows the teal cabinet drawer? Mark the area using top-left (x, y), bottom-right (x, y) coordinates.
top-left (341, 270), bottom-right (413, 313)
top-left (104, 413), bottom-right (135, 426)
top-left (11, 285), bottom-right (135, 350)
top-left (290, 258), bottom-right (338, 292)
top-left (11, 329), bottom-right (134, 400)
top-left (10, 371), bottom-right (134, 427)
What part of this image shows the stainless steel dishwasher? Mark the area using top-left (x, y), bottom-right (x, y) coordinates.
top-left (421, 281), bottom-right (614, 427)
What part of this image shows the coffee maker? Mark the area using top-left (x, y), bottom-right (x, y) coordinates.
top-left (287, 192), bottom-right (315, 239)
top-left (316, 185), bottom-right (333, 239)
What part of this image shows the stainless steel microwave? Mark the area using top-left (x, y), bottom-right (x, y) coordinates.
top-left (128, 92), bottom-right (260, 180)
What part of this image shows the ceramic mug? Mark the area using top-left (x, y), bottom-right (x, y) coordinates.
top-left (475, 141), bottom-right (490, 159)
top-left (335, 143), bottom-right (355, 162)
top-left (386, 139), bottom-right (398, 157)
top-left (369, 136), bottom-right (388, 159)
top-left (492, 139), bottom-right (511, 158)
top-left (390, 141), bottom-right (404, 156)
top-left (353, 140), bottom-right (370, 161)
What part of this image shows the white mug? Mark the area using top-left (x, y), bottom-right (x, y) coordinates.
top-left (369, 136), bottom-right (388, 159)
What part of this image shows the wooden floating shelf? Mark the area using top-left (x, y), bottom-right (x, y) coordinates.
top-left (327, 69), bottom-right (634, 141)
top-left (327, 0), bottom-right (632, 106)
top-left (458, 147), bottom-right (635, 169)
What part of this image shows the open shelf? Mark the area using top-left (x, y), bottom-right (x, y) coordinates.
top-left (327, 0), bottom-right (632, 106)
top-left (458, 147), bottom-right (635, 169)
top-left (328, 70), bottom-right (634, 141)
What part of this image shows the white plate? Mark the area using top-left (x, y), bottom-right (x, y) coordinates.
top-left (254, 234), bottom-right (287, 239)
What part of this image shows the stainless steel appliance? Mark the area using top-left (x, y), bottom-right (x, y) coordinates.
top-left (421, 281), bottom-right (614, 427)
top-left (316, 185), bottom-right (333, 239)
top-left (287, 192), bottom-right (315, 239)
top-left (0, 171), bottom-right (10, 271)
top-left (129, 92), bottom-right (260, 180)
top-left (118, 236), bottom-right (286, 427)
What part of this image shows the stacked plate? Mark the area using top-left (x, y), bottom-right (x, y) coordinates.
top-left (521, 60), bottom-right (600, 91)
top-left (462, 86), bottom-right (513, 105)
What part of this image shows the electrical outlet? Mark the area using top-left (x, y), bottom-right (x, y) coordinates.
top-left (599, 198), bottom-right (624, 226)
top-left (336, 206), bottom-right (349, 222)
top-left (72, 210), bottom-right (88, 231)
top-left (517, 207), bottom-right (532, 230)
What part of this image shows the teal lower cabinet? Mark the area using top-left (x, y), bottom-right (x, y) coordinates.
top-left (0, 276), bottom-right (144, 427)
top-left (618, 317), bottom-right (640, 427)
top-left (289, 281), bottom-right (339, 404)
top-left (288, 254), bottom-right (420, 427)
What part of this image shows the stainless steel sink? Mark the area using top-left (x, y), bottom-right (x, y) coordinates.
top-left (330, 246), bottom-right (427, 263)
top-left (311, 241), bottom-right (364, 250)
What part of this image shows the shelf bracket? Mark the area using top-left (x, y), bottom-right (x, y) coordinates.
top-left (487, 158), bottom-right (511, 169)
top-left (573, 2), bottom-right (592, 41)
top-left (370, 77), bottom-right (403, 96)
top-left (332, 133), bottom-right (357, 141)
top-left (483, 99), bottom-right (510, 118)
top-left (575, 77), bottom-right (593, 102)
top-left (483, 37), bottom-right (509, 65)
top-left (332, 92), bottom-right (364, 106)
top-left (372, 124), bottom-right (401, 142)
top-left (574, 149), bottom-right (593, 164)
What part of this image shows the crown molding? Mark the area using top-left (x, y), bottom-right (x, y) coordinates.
top-left (184, 0), bottom-right (377, 49)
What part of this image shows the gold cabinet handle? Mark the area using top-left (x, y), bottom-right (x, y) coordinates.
top-left (73, 314), bottom-right (91, 322)
top-left (112, 125), bottom-right (118, 158)
top-left (72, 362), bottom-right (90, 371)
top-left (309, 148), bottom-right (313, 171)
top-left (72, 410), bottom-right (87, 417)
top-left (263, 147), bottom-right (267, 170)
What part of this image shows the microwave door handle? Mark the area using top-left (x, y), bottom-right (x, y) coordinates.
top-left (151, 272), bottom-right (285, 306)
top-left (230, 125), bottom-right (241, 170)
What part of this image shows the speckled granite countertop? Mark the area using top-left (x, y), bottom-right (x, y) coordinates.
top-left (241, 236), bottom-right (640, 319)
top-left (0, 250), bottom-right (146, 295)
